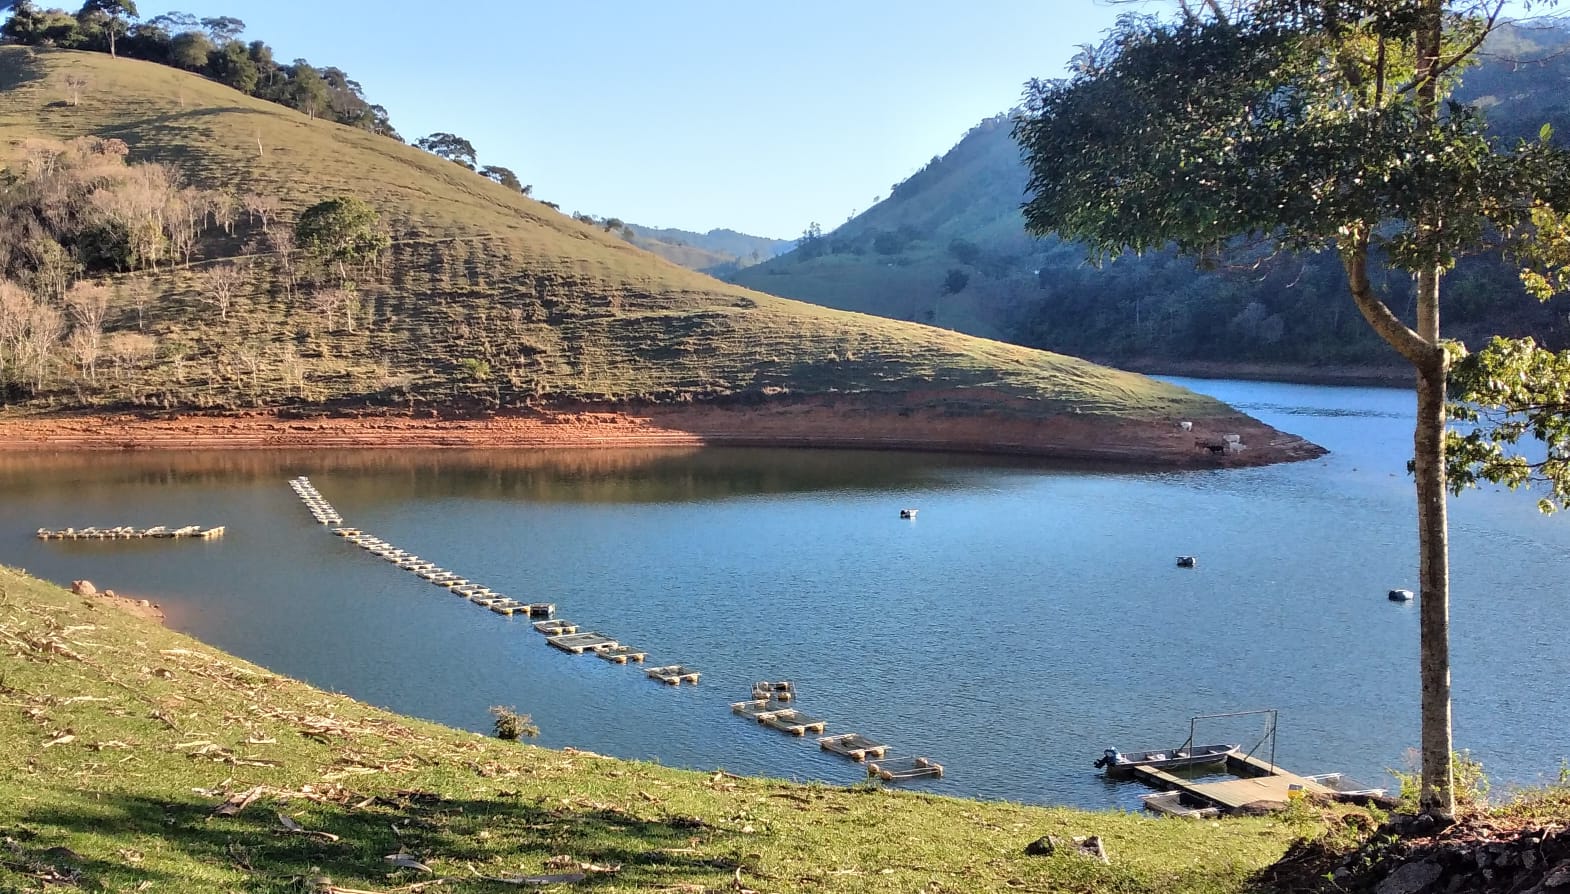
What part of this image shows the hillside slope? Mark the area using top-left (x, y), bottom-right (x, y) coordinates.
top-left (0, 47), bottom-right (1318, 464)
top-left (624, 224), bottom-right (793, 276)
top-left (0, 563), bottom-right (1319, 893)
top-left (732, 24), bottom-right (1570, 370)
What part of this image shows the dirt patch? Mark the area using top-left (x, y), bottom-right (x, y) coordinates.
top-left (0, 392), bottom-right (1325, 468)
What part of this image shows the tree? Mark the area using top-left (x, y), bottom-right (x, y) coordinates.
top-left (285, 61), bottom-right (330, 119)
top-left (202, 261), bottom-right (244, 321)
top-left (208, 39), bottom-right (257, 93)
top-left (415, 133), bottom-right (478, 169)
top-left (199, 14), bottom-right (243, 43)
top-left (77, 0), bottom-right (136, 58)
top-left (942, 268), bottom-right (969, 295)
top-left (167, 29), bottom-right (213, 70)
top-left (62, 72), bottom-right (88, 106)
top-left (294, 197), bottom-right (389, 284)
top-left (1013, 0), bottom-right (1570, 818)
top-left (480, 165), bottom-right (524, 192)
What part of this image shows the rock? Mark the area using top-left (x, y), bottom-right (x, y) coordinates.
top-left (101, 589), bottom-right (115, 598)
top-left (1024, 836), bottom-right (1057, 857)
top-left (1544, 861), bottom-right (1570, 888)
top-left (1376, 860), bottom-right (1444, 894)
top-left (1078, 836), bottom-right (1110, 864)
top-left (139, 599), bottom-right (151, 607)
top-left (70, 580), bottom-right (96, 596)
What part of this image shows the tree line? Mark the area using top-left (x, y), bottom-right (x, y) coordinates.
top-left (2, 2), bottom-right (397, 137)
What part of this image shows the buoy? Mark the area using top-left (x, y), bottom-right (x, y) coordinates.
top-left (899, 508), bottom-right (918, 519)
top-left (1388, 588), bottom-right (1414, 601)
top-left (1176, 556), bottom-right (1196, 568)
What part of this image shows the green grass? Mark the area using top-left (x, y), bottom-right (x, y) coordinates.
top-left (0, 564), bottom-right (1322, 892)
top-left (0, 46), bottom-right (1235, 422)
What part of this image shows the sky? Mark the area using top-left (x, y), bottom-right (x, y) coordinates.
top-left (110, 0), bottom-right (1138, 238)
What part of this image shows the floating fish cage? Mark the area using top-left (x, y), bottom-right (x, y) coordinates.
top-left (759, 708), bottom-right (826, 736)
top-left (866, 756), bottom-right (944, 782)
top-left (752, 680), bottom-right (795, 702)
top-left (731, 699), bottom-right (788, 721)
top-left (818, 733), bottom-right (888, 761)
top-left (647, 665), bottom-right (701, 685)
top-left (547, 632), bottom-right (619, 654)
top-left (595, 644), bottom-right (646, 664)
top-left (533, 619), bottom-right (578, 636)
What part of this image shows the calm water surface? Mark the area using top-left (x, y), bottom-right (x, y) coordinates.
top-left (2, 377), bottom-right (1567, 810)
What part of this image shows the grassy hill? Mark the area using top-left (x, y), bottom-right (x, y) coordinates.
top-left (0, 45), bottom-right (1242, 427)
top-left (731, 24), bottom-right (1570, 370)
top-left (0, 562), bottom-right (1328, 893)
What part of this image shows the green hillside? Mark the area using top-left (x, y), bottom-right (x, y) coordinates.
top-left (732, 23), bottom-right (1570, 370)
top-left (0, 564), bottom-right (1329, 893)
top-left (0, 46), bottom-right (1235, 423)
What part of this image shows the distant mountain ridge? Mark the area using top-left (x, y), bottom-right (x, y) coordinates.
top-left (732, 22), bottom-right (1570, 371)
top-left (624, 224), bottom-right (792, 276)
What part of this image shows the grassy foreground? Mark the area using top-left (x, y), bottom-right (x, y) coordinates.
top-left (0, 564), bottom-right (1323, 893)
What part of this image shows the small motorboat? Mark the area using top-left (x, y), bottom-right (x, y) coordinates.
top-left (1388, 588), bottom-right (1414, 601)
top-left (1176, 556), bottom-right (1197, 568)
top-left (1095, 743), bottom-right (1237, 775)
top-left (899, 508), bottom-right (919, 519)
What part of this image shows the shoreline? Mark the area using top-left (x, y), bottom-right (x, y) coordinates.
top-left (1103, 358), bottom-right (1410, 388)
top-left (0, 392), bottom-right (1326, 468)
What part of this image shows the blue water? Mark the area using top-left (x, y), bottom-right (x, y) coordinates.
top-left (1, 377), bottom-right (1567, 810)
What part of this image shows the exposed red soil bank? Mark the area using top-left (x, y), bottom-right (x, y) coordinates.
top-left (0, 392), bottom-right (1325, 468)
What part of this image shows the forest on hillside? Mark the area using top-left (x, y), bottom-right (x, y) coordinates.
top-left (734, 22), bottom-right (1570, 371)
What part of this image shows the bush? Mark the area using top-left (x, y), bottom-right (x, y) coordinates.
top-left (489, 705), bottom-right (538, 741)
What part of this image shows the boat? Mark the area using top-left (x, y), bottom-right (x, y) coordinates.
top-left (1176, 555), bottom-right (1197, 568)
top-left (899, 508), bottom-right (918, 519)
top-left (1094, 743), bottom-right (1237, 774)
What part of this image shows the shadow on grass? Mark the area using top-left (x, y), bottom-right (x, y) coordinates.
top-left (9, 787), bottom-right (742, 891)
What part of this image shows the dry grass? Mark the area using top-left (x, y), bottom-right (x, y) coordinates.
top-left (0, 46), bottom-right (1230, 420)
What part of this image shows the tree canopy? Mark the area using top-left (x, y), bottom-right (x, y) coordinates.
top-left (416, 133), bottom-right (478, 169)
top-left (295, 197), bottom-right (389, 282)
top-left (1014, 0), bottom-right (1570, 818)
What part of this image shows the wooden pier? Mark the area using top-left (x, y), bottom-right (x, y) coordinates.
top-left (595, 644), bottom-right (646, 664)
top-left (647, 664), bottom-right (701, 685)
top-left (759, 708), bottom-right (826, 736)
top-left (867, 756), bottom-right (944, 781)
top-left (38, 525), bottom-right (225, 541)
top-left (818, 733), bottom-right (888, 761)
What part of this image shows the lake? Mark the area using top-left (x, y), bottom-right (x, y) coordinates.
top-left (2, 377), bottom-right (1567, 810)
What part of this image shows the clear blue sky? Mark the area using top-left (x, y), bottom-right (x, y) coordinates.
top-left (133, 1), bottom-right (1135, 238)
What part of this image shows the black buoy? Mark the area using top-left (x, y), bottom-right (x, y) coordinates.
top-left (1388, 588), bottom-right (1414, 601)
top-left (1176, 556), bottom-right (1197, 568)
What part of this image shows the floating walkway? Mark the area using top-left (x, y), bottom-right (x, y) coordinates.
top-left (37, 525), bottom-right (225, 541)
top-left (546, 632), bottom-right (620, 655)
top-left (729, 683), bottom-right (945, 781)
top-left (289, 476), bottom-right (342, 525)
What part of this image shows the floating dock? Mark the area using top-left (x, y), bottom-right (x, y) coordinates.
top-left (752, 681), bottom-right (795, 702)
top-left (547, 632), bottom-right (619, 654)
top-left (37, 525), bottom-right (225, 540)
top-left (818, 733), bottom-right (888, 761)
top-left (289, 476), bottom-right (343, 525)
top-left (595, 644), bottom-right (646, 664)
top-left (759, 708), bottom-right (826, 736)
top-left (867, 756), bottom-right (944, 781)
top-left (1140, 790), bottom-right (1221, 819)
top-left (1131, 751), bottom-right (1333, 814)
top-left (647, 664), bottom-right (701, 685)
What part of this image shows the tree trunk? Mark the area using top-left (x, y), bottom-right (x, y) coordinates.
top-left (1411, 0), bottom-right (1455, 821)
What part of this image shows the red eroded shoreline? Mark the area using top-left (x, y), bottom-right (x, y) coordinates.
top-left (0, 392), bottom-right (1325, 467)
